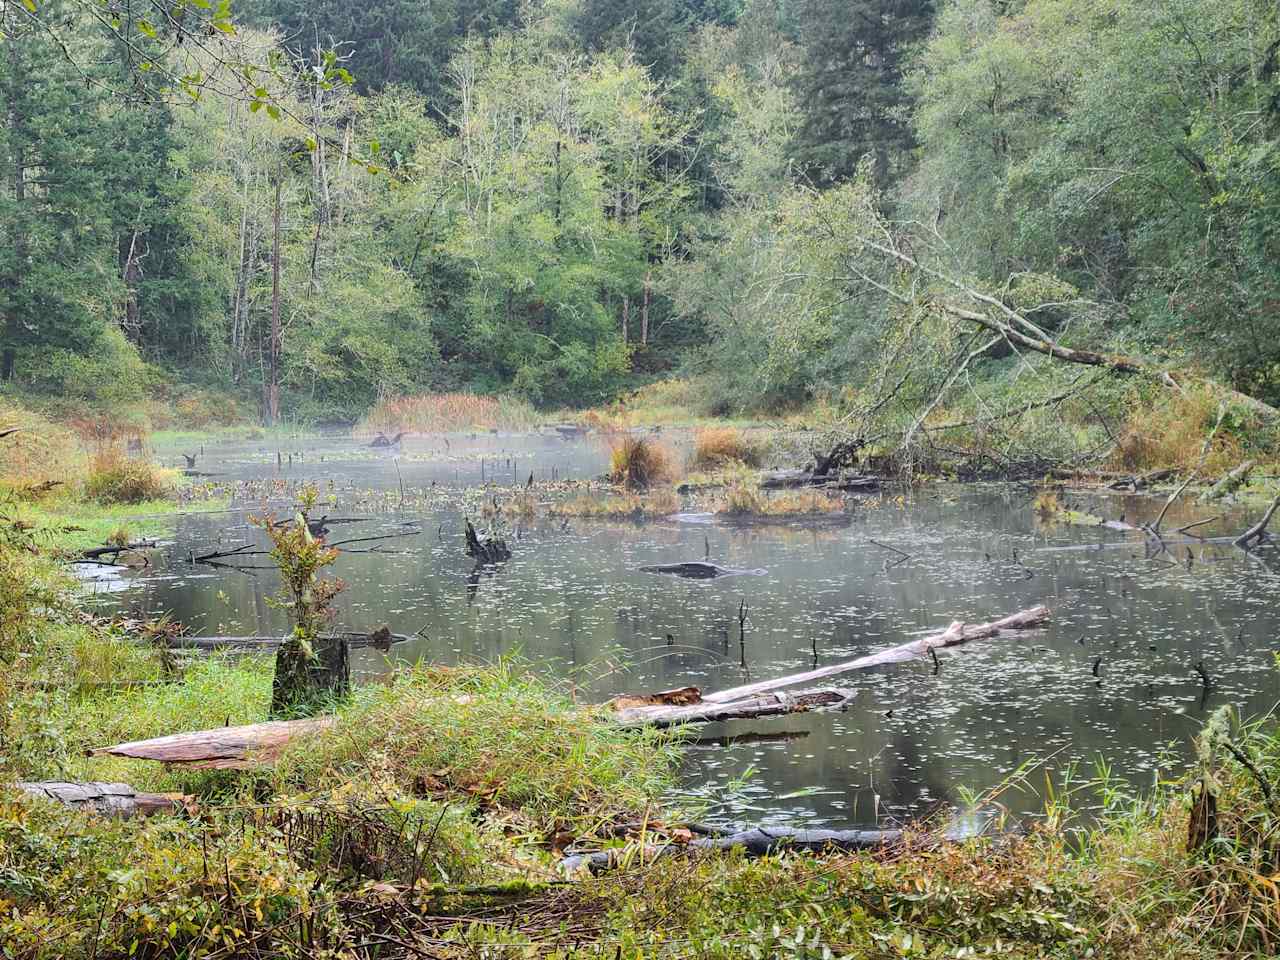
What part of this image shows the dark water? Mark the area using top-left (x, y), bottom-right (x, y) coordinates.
top-left (90, 431), bottom-right (1280, 828)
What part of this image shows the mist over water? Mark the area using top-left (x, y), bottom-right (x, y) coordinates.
top-left (91, 431), bottom-right (1280, 828)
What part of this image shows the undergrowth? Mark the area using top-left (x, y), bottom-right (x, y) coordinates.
top-left (608, 435), bottom-right (679, 490)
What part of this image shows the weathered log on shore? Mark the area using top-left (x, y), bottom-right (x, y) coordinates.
top-left (702, 605), bottom-right (1051, 704)
top-left (610, 689), bottom-right (851, 728)
top-left (16, 781), bottom-right (192, 817)
top-left (560, 826), bottom-right (905, 874)
top-left (88, 717), bottom-right (335, 769)
top-left (165, 629), bottom-right (410, 652)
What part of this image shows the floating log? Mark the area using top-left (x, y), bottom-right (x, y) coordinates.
top-left (370, 431), bottom-right (406, 448)
top-left (560, 826), bottom-right (904, 874)
top-left (16, 781), bottom-right (192, 818)
top-left (165, 629), bottom-right (410, 652)
top-left (702, 605), bottom-right (1051, 705)
top-left (610, 689), bottom-right (850, 728)
top-left (638, 561), bottom-right (767, 579)
top-left (88, 717), bottom-right (335, 769)
top-left (1200, 460), bottom-right (1257, 502)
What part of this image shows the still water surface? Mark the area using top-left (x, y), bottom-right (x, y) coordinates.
top-left (91, 431), bottom-right (1280, 828)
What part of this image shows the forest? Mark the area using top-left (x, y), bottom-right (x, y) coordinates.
top-left (4, 0), bottom-right (1277, 438)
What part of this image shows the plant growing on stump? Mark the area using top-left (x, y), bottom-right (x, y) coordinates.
top-left (255, 487), bottom-right (347, 717)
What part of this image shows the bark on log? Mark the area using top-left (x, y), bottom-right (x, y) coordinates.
top-left (610, 689), bottom-right (851, 728)
top-left (1200, 460), bottom-right (1257, 502)
top-left (560, 826), bottom-right (905, 874)
top-left (80, 540), bottom-right (157, 560)
top-left (702, 606), bottom-right (1050, 704)
top-left (16, 780), bottom-right (192, 817)
top-left (88, 717), bottom-right (335, 769)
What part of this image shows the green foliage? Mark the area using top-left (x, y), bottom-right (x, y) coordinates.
top-left (83, 449), bottom-right (173, 505)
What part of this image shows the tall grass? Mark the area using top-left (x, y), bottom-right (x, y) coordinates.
top-left (360, 393), bottom-right (539, 434)
top-left (608, 435), bottom-right (679, 489)
top-left (0, 399), bottom-right (85, 493)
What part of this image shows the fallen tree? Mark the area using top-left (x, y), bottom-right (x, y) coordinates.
top-left (701, 605), bottom-right (1051, 704)
top-left (608, 689), bottom-right (850, 728)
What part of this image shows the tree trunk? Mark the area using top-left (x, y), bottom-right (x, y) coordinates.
top-left (641, 272), bottom-right (650, 345)
top-left (265, 175), bottom-right (282, 425)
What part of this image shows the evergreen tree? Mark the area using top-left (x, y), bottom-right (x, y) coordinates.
top-left (789, 0), bottom-right (934, 185)
top-left (0, 6), bottom-right (120, 382)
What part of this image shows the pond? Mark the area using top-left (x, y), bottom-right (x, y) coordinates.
top-left (90, 430), bottom-right (1280, 829)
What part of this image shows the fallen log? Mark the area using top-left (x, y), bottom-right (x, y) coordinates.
top-left (80, 540), bottom-right (158, 561)
top-left (701, 605), bottom-right (1050, 705)
top-left (165, 629), bottom-right (410, 652)
top-left (16, 781), bottom-right (192, 818)
top-left (560, 826), bottom-right (905, 874)
top-left (610, 689), bottom-right (851, 728)
top-left (1200, 460), bottom-right (1257, 502)
top-left (88, 717), bottom-right (335, 769)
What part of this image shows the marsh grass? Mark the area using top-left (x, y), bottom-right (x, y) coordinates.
top-left (83, 446), bottom-right (174, 504)
top-left (717, 478), bottom-right (844, 518)
top-left (551, 488), bottom-right (681, 520)
top-left (607, 435), bottom-right (679, 489)
top-left (275, 660), bottom-right (680, 835)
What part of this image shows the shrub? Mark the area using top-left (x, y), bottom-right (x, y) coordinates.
top-left (83, 447), bottom-right (172, 504)
top-left (691, 427), bottom-right (763, 468)
top-left (608, 436), bottom-right (678, 490)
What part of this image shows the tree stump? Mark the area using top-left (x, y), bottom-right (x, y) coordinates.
top-left (270, 634), bottom-right (350, 718)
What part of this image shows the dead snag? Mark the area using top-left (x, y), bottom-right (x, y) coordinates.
top-left (465, 518), bottom-right (511, 563)
top-left (1200, 460), bottom-right (1257, 502)
top-left (1234, 495), bottom-right (1280, 550)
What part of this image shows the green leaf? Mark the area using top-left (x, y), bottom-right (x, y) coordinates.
top-left (249, 99), bottom-right (262, 113)
top-left (369, 139), bottom-right (380, 156)
top-left (21, 0), bottom-right (37, 12)
top-left (138, 19), bottom-right (156, 39)
top-left (265, 104), bottom-right (281, 120)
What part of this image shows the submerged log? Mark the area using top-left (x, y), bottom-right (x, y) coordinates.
top-left (560, 826), bottom-right (904, 874)
top-left (88, 717), bottom-right (335, 769)
top-left (1234, 495), bottom-right (1280, 550)
top-left (638, 561), bottom-right (767, 579)
top-left (16, 780), bottom-right (192, 817)
top-left (702, 605), bottom-right (1051, 704)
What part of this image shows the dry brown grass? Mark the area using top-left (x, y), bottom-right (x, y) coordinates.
top-left (1111, 388), bottom-right (1249, 475)
top-left (717, 481), bottom-right (844, 517)
top-left (608, 436), bottom-right (679, 490)
top-left (360, 393), bottom-right (539, 434)
top-left (691, 427), bottom-right (763, 469)
top-left (552, 489), bottom-right (681, 519)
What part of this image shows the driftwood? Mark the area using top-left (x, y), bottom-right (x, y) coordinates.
top-left (609, 689), bottom-right (850, 728)
top-left (370, 432), bottom-right (406, 448)
top-left (88, 717), bottom-right (335, 769)
top-left (560, 826), bottom-right (905, 874)
top-left (80, 540), bottom-right (157, 561)
top-left (16, 781), bottom-right (191, 818)
top-left (1200, 460), bottom-right (1257, 502)
top-left (702, 605), bottom-right (1051, 705)
top-left (638, 561), bottom-right (767, 579)
top-left (165, 629), bottom-right (409, 652)
top-left (0, 426), bottom-right (19, 440)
